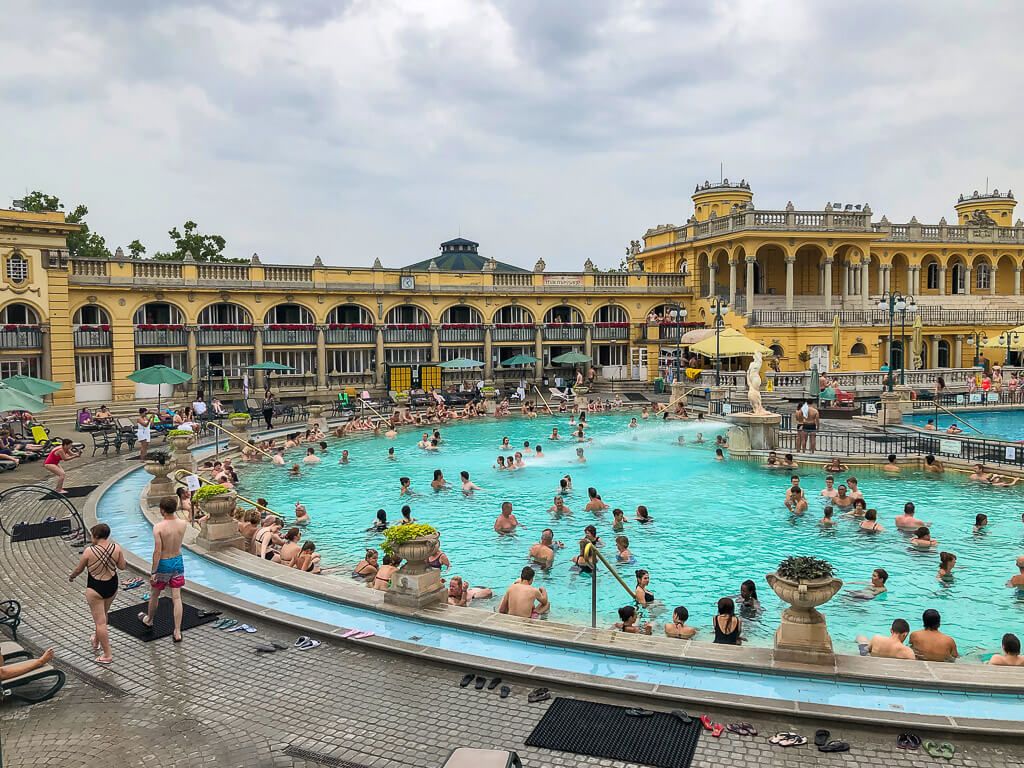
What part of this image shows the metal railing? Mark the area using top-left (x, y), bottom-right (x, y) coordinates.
top-left (383, 327), bottom-right (432, 344)
top-left (492, 326), bottom-right (536, 342)
top-left (134, 328), bottom-right (188, 347)
top-left (0, 328), bottom-right (42, 349)
top-left (73, 329), bottom-right (112, 348)
top-left (196, 328), bottom-right (255, 346)
top-left (592, 325), bottom-right (630, 340)
top-left (542, 324), bottom-right (585, 341)
top-left (325, 328), bottom-right (375, 344)
top-left (749, 307), bottom-right (1024, 327)
top-left (438, 327), bottom-right (485, 343)
top-left (263, 328), bottom-right (316, 345)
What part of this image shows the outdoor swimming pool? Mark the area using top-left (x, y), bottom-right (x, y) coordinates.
top-left (908, 408), bottom-right (1024, 442)
top-left (227, 415), bottom-right (1024, 660)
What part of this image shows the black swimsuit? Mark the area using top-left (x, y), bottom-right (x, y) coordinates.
top-left (86, 543), bottom-right (119, 600)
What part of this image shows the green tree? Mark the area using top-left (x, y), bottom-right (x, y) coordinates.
top-left (21, 190), bottom-right (112, 259)
top-left (152, 220), bottom-right (244, 263)
top-left (127, 239), bottom-right (146, 259)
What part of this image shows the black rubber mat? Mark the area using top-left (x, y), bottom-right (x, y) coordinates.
top-left (525, 698), bottom-right (701, 768)
top-left (107, 598), bottom-right (218, 641)
top-left (10, 518), bottom-right (72, 542)
top-left (61, 485), bottom-right (99, 498)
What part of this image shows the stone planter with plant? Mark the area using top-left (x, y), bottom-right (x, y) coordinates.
top-left (765, 556), bottom-right (843, 663)
top-left (143, 451), bottom-right (174, 501)
top-left (382, 523), bottom-right (439, 576)
top-left (227, 412), bottom-right (251, 430)
top-left (194, 483), bottom-right (242, 549)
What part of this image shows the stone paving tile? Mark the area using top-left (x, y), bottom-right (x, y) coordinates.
top-left (2, 457), bottom-right (1024, 767)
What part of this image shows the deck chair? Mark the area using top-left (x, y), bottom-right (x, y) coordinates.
top-left (30, 426), bottom-right (58, 450)
top-left (441, 748), bottom-right (522, 768)
top-left (1, 659), bottom-right (66, 704)
top-left (1, 641), bottom-right (31, 662)
top-left (0, 600), bottom-right (21, 639)
top-left (548, 386), bottom-right (573, 403)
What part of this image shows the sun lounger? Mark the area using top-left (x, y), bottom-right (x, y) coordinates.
top-left (440, 748), bottom-right (522, 768)
top-left (0, 600), bottom-right (21, 639)
top-left (1, 641), bottom-right (31, 662)
top-left (1, 660), bottom-right (65, 704)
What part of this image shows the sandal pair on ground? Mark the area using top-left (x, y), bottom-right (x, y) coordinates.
top-left (767, 729), bottom-right (849, 751)
top-left (459, 673), bottom-right (512, 699)
top-left (292, 635), bottom-right (322, 651)
top-left (210, 618), bottom-right (256, 633)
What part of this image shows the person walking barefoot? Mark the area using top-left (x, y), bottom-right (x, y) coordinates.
top-left (140, 497), bottom-right (188, 643)
top-left (69, 523), bottom-right (126, 664)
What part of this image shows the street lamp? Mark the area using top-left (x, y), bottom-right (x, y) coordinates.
top-left (667, 304), bottom-right (688, 383)
top-left (971, 332), bottom-right (988, 367)
top-left (999, 331), bottom-right (1020, 367)
top-left (709, 297), bottom-right (729, 386)
top-left (877, 292), bottom-right (916, 391)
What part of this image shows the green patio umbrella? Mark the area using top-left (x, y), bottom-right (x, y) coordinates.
top-left (246, 361), bottom-right (295, 371)
top-left (0, 382), bottom-right (47, 413)
top-left (807, 363), bottom-right (823, 403)
top-left (551, 351), bottom-right (592, 365)
top-left (126, 364), bottom-right (193, 416)
top-left (439, 357), bottom-right (484, 369)
top-left (1, 374), bottom-right (63, 397)
top-left (500, 354), bottom-right (539, 366)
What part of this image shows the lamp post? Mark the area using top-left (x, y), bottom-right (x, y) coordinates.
top-left (972, 331), bottom-right (988, 367)
top-left (709, 297), bottom-right (729, 386)
top-left (999, 331), bottom-right (1019, 367)
top-left (877, 292), bottom-right (916, 391)
top-left (667, 304), bottom-right (688, 383)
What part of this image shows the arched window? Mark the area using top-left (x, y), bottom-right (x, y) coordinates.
top-left (976, 263), bottom-right (991, 290)
top-left (850, 342), bottom-right (868, 356)
top-left (198, 303), bottom-right (252, 325)
top-left (440, 305), bottom-right (482, 324)
top-left (769, 344), bottom-right (785, 358)
top-left (926, 263), bottom-right (939, 290)
top-left (326, 304), bottom-right (373, 325)
top-left (6, 254), bottom-right (28, 284)
top-left (133, 302), bottom-right (184, 325)
top-left (594, 305), bottom-right (628, 324)
top-left (937, 340), bottom-right (950, 368)
top-left (73, 305), bottom-right (110, 328)
top-left (543, 306), bottom-right (583, 324)
top-left (263, 303), bottom-right (313, 325)
top-left (384, 305), bottom-right (429, 325)
top-left (0, 303), bottom-right (39, 325)
top-left (493, 305), bottom-right (534, 325)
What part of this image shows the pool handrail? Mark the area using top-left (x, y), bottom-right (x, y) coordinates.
top-left (207, 422), bottom-right (276, 460)
top-left (532, 385), bottom-right (555, 414)
top-left (172, 468), bottom-right (282, 521)
top-left (584, 541), bottom-right (636, 602)
top-left (356, 398), bottom-right (389, 423)
top-left (932, 401), bottom-right (984, 434)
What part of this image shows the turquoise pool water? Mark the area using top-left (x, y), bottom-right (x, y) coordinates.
top-left (908, 408), bottom-right (1024, 441)
top-left (96, 467), bottom-right (1024, 718)
top-left (228, 415), bottom-right (1024, 659)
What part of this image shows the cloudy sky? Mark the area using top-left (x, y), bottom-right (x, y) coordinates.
top-left (3, 1), bottom-right (1022, 270)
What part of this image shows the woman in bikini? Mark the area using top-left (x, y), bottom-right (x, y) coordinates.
top-left (712, 597), bottom-right (742, 645)
top-left (43, 438), bottom-right (80, 494)
top-left (68, 523), bottom-right (126, 664)
top-left (634, 569), bottom-right (656, 607)
top-left (371, 554), bottom-right (400, 590)
top-left (278, 528), bottom-right (303, 567)
top-left (292, 541), bottom-right (321, 573)
top-left (354, 549), bottom-right (379, 579)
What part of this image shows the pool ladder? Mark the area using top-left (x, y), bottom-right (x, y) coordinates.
top-left (172, 468), bottom-right (283, 522)
top-left (583, 542), bottom-right (639, 628)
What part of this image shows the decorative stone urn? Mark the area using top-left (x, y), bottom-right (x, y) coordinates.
top-left (196, 490), bottom-right (244, 550)
top-left (143, 458), bottom-right (174, 504)
top-left (481, 385), bottom-right (497, 415)
top-left (765, 571), bottom-right (844, 665)
top-left (307, 403), bottom-right (327, 432)
top-left (168, 433), bottom-right (194, 453)
top-left (385, 533), bottom-right (446, 607)
top-left (168, 433), bottom-right (196, 474)
top-left (227, 415), bottom-right (250, 446)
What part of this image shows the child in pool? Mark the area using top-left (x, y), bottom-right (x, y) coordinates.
top-left (615, 535), bottom-right (634, 564)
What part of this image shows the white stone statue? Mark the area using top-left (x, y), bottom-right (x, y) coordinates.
top-left (746, 351), bottom-right (770, 416)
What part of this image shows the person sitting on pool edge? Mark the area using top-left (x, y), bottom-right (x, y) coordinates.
top-left (855, 618), bottom-right (915, 660)
top-left (989, 633), bottom-right (1024, 666)
top-left (909, 609), bottom-right (958, 662)
top-left (614, 605), bottom-right (652, 635)
top-left (664, 605), bottom-right (698, 639)
top-left (498, 566), bottom-right (549, 619)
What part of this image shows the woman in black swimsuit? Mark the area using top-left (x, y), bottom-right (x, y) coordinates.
top-left (634, 569), bottom-right (655, 606)
top-left (69, 523), bottom-right (126, 664)
top-left (713, 597), bottom-right (742, 645)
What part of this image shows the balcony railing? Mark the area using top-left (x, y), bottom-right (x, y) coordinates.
top-left (492, 325), bottom-right (536, 343)
top-left (747, 308), bottom-right (1024, 327)
top-left (73, 329), bottom-right (112, 348)
top-left (264, 266), bottom-right (313, 283)
top-left (133, 262), bottom-right (183, 280)
top-left (542, 324), bottom-right (585, 341)
top-left (592, 324), bottom-right (630, 340)
top-left (0, 327), bottom-right (42, 349)
top-left (134, 328), bottom-right (188, 347)
top-left (263, 327), bottom-right (316, 345)
top-left (439, 326), bottom-right (485, 343)
top-left (198, 264), bottom-right (250, 281)
top-left (197, 328), bottom-right (255, 346)
top-left (681, 208), bottom-right (873, 242)
top-left (656, 323), bottom-right (704, 340)
top-left (383, 327), bottom-right (432, 344)
top-left (325, 328), bottom-right (375, 344)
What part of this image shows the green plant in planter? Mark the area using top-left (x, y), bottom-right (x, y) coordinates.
top-left (227, 412), bottom-right (251, 420)
top-left (382, 523), bottom-right (438, 555)
top-left (146, 451), bottom-right (170, 465)
top-left (777, 556), bottom-right (835, 581)
top-left (192, 483), bottom-right (230, 505)
top-left (167, 429), bottom-right (195, 437)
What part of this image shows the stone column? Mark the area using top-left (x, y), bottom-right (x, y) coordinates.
top-left (584, 324), bottom-right (593, 372)
top-left (187, 327), bottom-right (199, 388)
top-left (784, 257), bottom-right (795, 310)
top-left (483, 325), bottom-right (494, 380)
top-left (954, 335), bottom-right (963, 368)
top-left (253, 327), bottom-right (265, 391)
top-left (728, 261), bottom-right (737, 306)
top-left (912, 266), bottom-right (921, 295)
top-left (745, 258), bottom-right (755, 313)
top-left (930, 336), bottom-right (940, 369)
top-left (39, 326), bottom-right (52, 382)
top-left (938, 266), bottom-right (947, 295)
top-left (1015, 267), bottom-right (1022, 296)
top-left (315, 326), bottom-right (327, 389)
top-left (841, 263), bottom-right (849, 298)
top-left (963, 267), bottom-right (972, 295)
top-left (861, 262), bottom-right (870, 309)
top-left (430, 325), bottom-right (440, 362)
top-left (823, 259), bottom-right (833, 309)
top-left (534, 327), bottom-right (544, 381)
top-left (990, 268), bottom-right (999, 296)
top-left (709, 264), bottom-right (718, 298)
top-left (374, 327), bottom-right (385, 386)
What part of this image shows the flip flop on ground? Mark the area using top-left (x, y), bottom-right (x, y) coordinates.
top-left (527, 688), bottom-right (550, 703)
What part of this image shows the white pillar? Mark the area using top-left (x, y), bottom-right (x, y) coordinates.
top-left (823, 259), bottom-right (833, 309)
top-left (745, 258), bottom-right (755, 314)
top-left (861, 262), bottom-right (870, 309)
top-left (841, 264), bottom-right (849, 297)
top-left (708, 264), bottom-right (717, 298)
top-left (938, 267), bottom-right (946, 295)
top-left (930, 337), bottom-right (940, 369)
top-left (912, 266), bottom-right (921, 295)
top-left (1015, 267), bottom-right (1022, 296)
top-left (954, 335), bottom-right (963, 368)
top-left (963, 267), bottom-right (972, 295)
top-left (990, 268), bottom-right (998, 295)
top-left (785, 257), bottom-right (795, 310)
top-left (728, 261), bottom-right (737, 306)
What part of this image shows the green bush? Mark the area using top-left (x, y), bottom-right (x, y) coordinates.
top-left (227, 412), bottom-right (251, 419)
top-left (776, 556), bottom-right (834, 581)
top-left (167, 429), bottom-right (194, 437)
top-left (193, 484), bottom-right (230, 505)
top-left (382, 523), bottom-right (438, 555)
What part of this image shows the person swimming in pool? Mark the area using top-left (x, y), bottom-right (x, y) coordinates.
top-left (615, 535), bottom-right (634, 564)
top-left (847, 567), bottom-right (888, 600)
top-left (431, 469), bottom-right (450, 491)
top-left (923, 454), bottom-right (944, 474)
top-left (635, 505), bottom-right (653, 523)
top-left (910, 526), bottom-right (938, 549)
top-left (634, 569), bottom-right (655, 606)
top-left (494, 502), bottom-right (521, 534)
top-left (833, 484), bottom-right (853, 509)
top-left (576, 447), bottom-right (586, 463)
top-left (895, 502), bottom-right (928, 531)
top-left (547, 495), bottom-right (572, 517)
top-left (1007, 556), bottom-right (1024, 590)
top-left (499, 436), bottom-right (512, 450)
top-left (584, 487), bottom-right (607, 512)
top-left (664, 605), bottom-right (698, 639)
top-left (571, 538), bottom-right (596, 573)
top-left (611, 507), bottom-right (626, 532)
top-left (820, 505), bottom-right (836, 527)
top-left (859, 508), bottom-right (884, 532)
top-left (550, 427), bottom-right (560, 440)
top-left (368, 509), bottom-right (388, 532)
top-left (974, 513), bottom-right (989, 533)
top-left (460, 471), bottom-right (482, 495)
top-left (399, 476), bottom-right (418, 496)
top-left (937, 551), bottom-right (957, 582)
top-left (820, 475), bottom-right (838, 500)
top-left (823, 457), bottom-right (847, 472)
top-left (614, 605), bottom-right (652, 635)
top-left (785, 487), bottom-right (807, 515)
